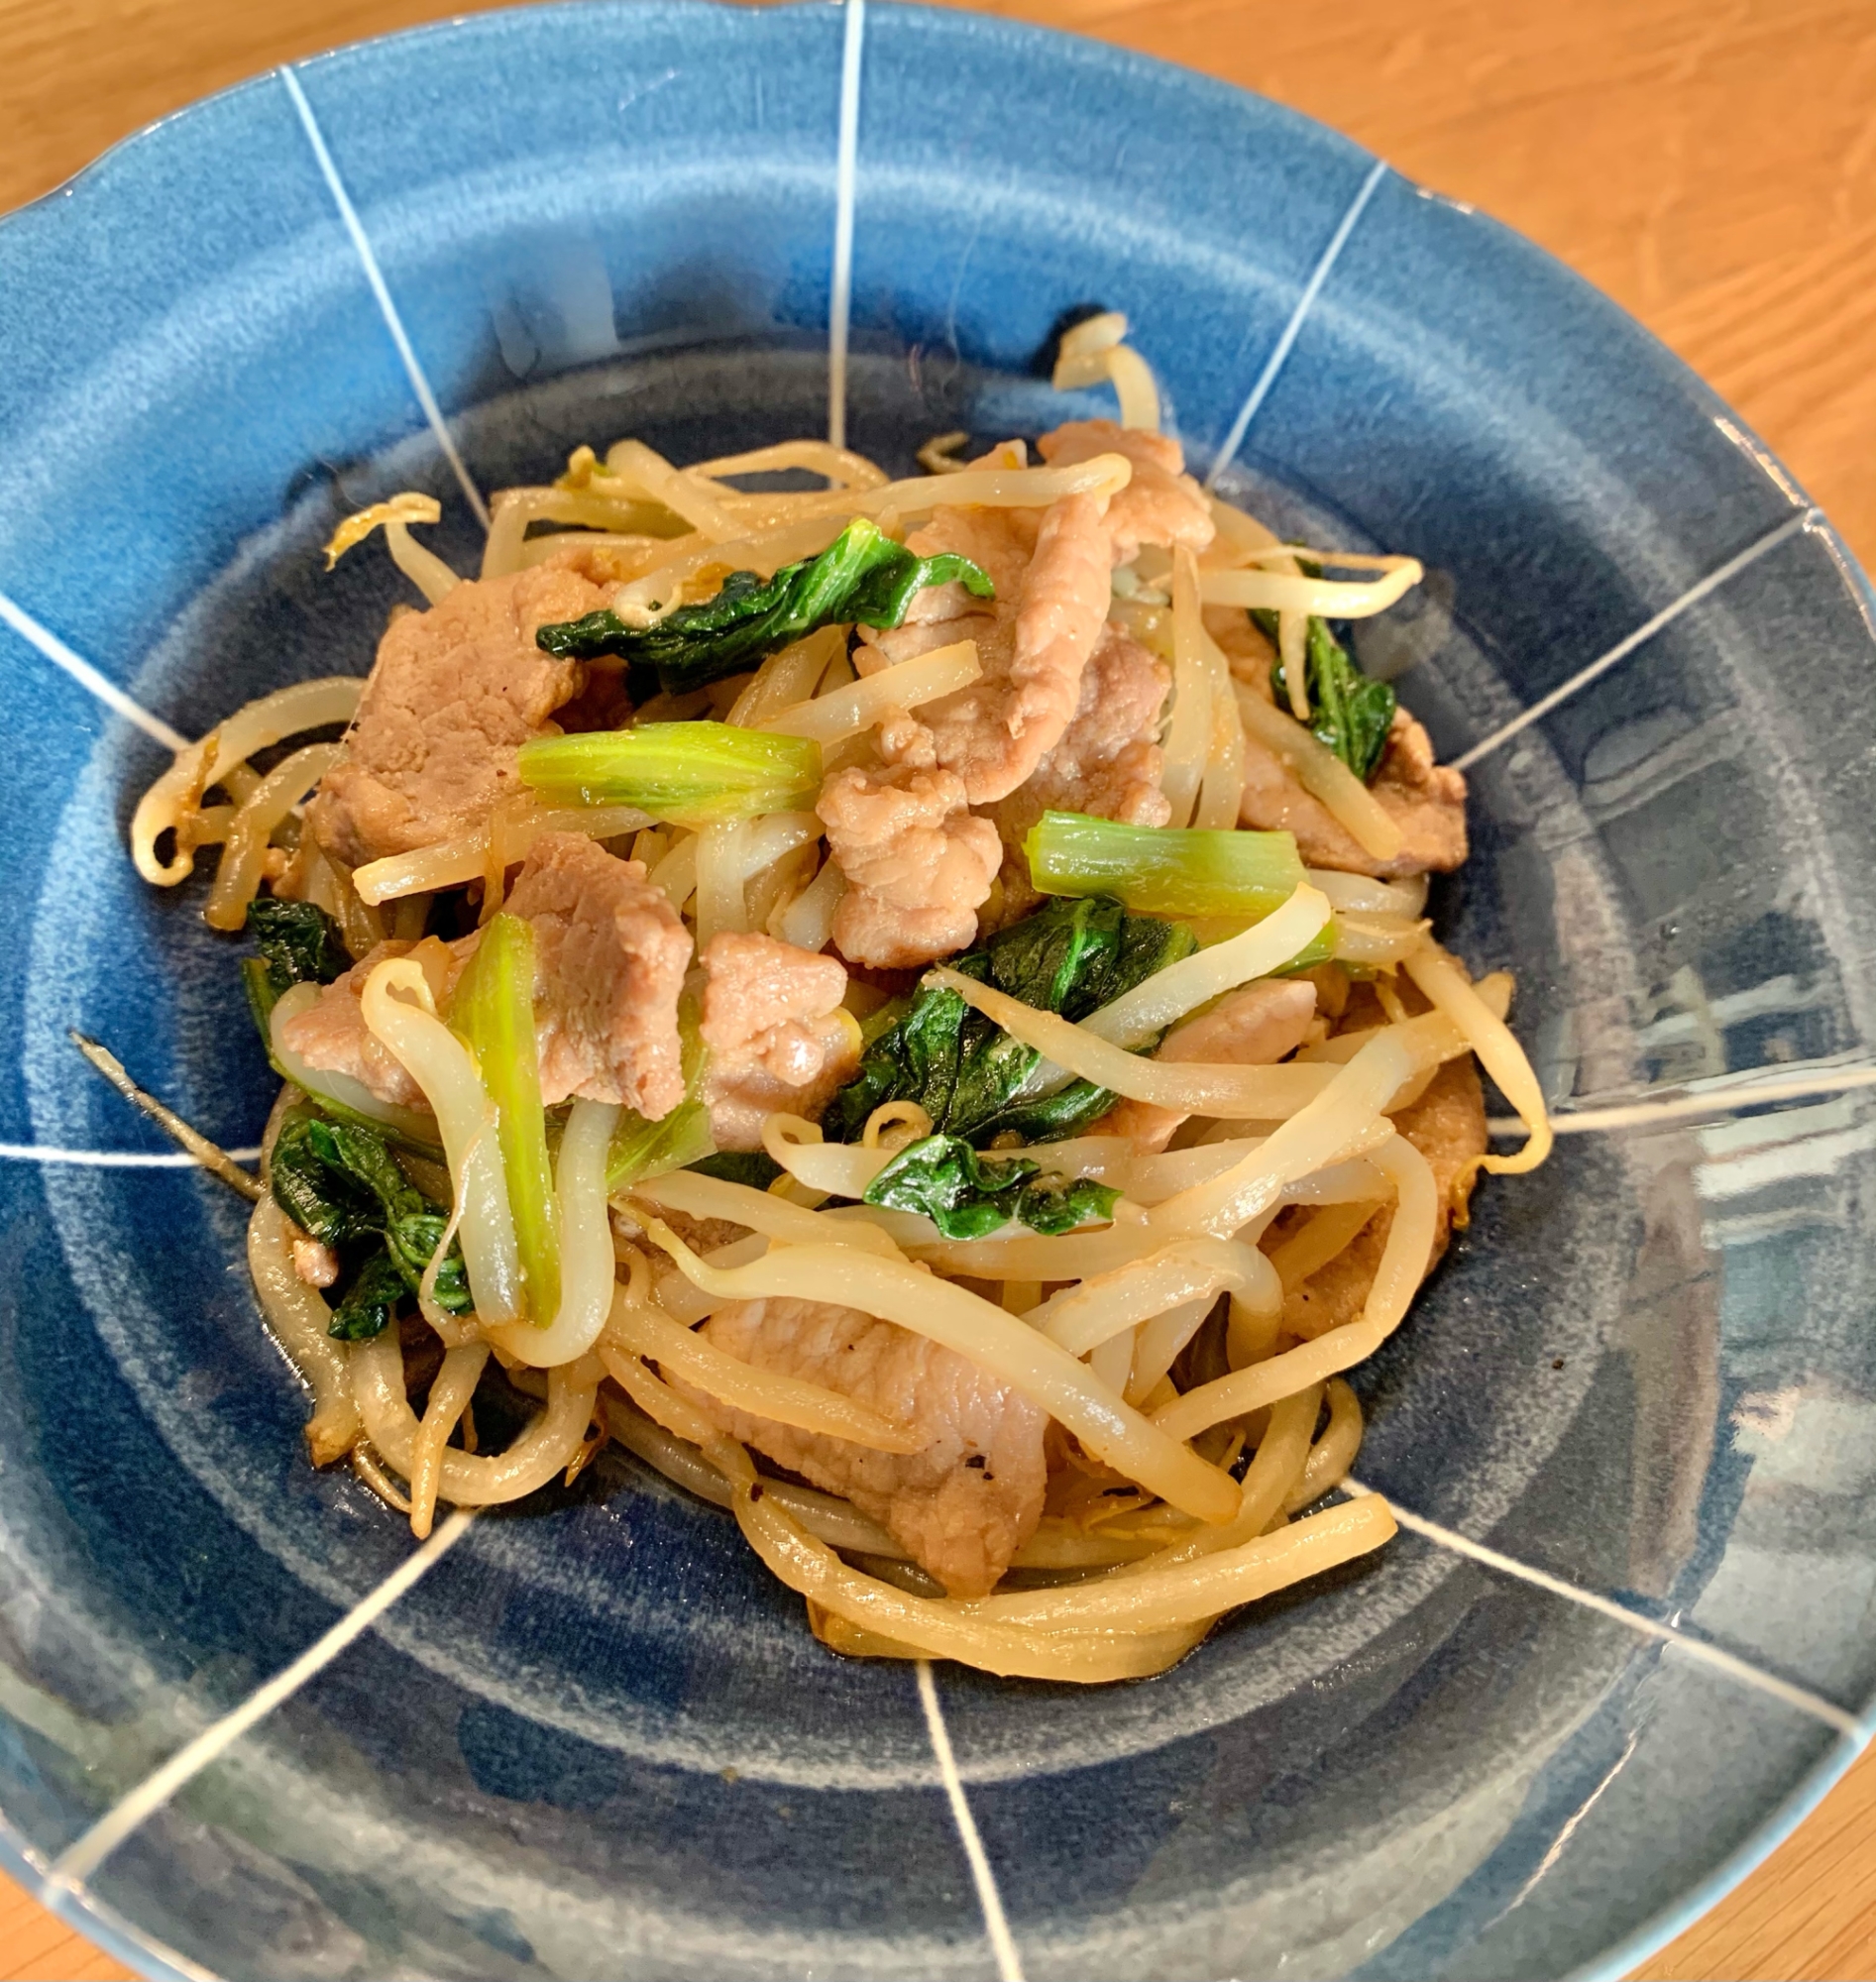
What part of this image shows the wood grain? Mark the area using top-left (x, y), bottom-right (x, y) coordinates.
top-left (2, 3), bottom-right (1872, 1978)
top-left (0, 1868), bottom-right (134, 1982)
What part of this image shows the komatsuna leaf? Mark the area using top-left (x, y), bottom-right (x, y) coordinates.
top-left (1023, 813), bottom-right (1306, 922)
top-left (386, 1209), bottom-right (472, 1314)
top-left (533, 517), bottom-right (995, 696)
top-left (1022, 814), bottom-right (1337, 972)
top-left (685, 1151), bottom-right (783, 1191)
top-left (248, 899), bottom-right (350, 990)
top-left (1259, 601), bottom-right (1397, 784)
top-left (1001, 896), bottom-right (1195, 1024)
top-left (607, 999), bottom-right (717, 1190)
top-left (825, 896), bottom-right (1195, 1147)
top-left (270, 1116), bottom-right (388, 1248)
top-left (1012, 1174), bottom-right (1125, 1237)
top-left (449, 911), bottom-right (559, 1325)
top-left (864, 1136), bottom-right (1039, 1240)
top-left (517, 722), bottom-right (821, 827)
top-left (862, 1134), bottom-right (1121, 1240)
top-left (270, 1107), bottom-right (474, 1339)
top-left (241, 899), bottom-right (350, 1037)
top-left (328, 1250), bottom-right (410, 1343)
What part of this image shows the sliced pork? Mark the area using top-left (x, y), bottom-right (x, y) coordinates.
top-left (278, 833), bottom-right (691, 1118)
top-left (817, 762), bottom-right (1002, 969)
top-left (502, 832), bottom-right (692, 1118)
top-left (699, 932), bottom-right (861, 1150)
top-left (308, 561), bottom-right (603, 868)
top-left (276, 937), bottom-right (442, 1109)
top-left (683, 1295), bottom-right (1048, 1597)
top-left (1215, 611), bottom-right (1469, 879)
top-left (1238, 706), bottom-right (1470, 878)
top-left (1278, 1055), bottom-right (1489, 1340)
top-left (1035, 418), bottom-right (1214, 564)
top-left (989, 621), bottom-right (1172, 848)
top-left (978, 620), bottom-right (1172, 928)
top-left (865, 491), bottom-right (1114, 805)
top-left (1092, 978), bottom-right (1319, 1155)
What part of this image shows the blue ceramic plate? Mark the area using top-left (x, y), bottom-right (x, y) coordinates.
top-left (3, 5), bottom-right (1874, 1977)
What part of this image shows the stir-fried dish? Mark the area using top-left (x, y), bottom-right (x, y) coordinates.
top-left (127, 316), bottom-right (1550, 1682)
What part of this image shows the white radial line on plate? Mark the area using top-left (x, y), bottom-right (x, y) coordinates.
top-left (0, 589), bottom-right (187, 751)
top-left (1451, 506), bottom-right (1817, 771)
top-left (1203, 158), bottom-right (1389, 495)
top-left (1489, 1062), bottom-right (1876, 1139)
top-left (916, 1659), bottom-right (1025, 1982)
top-left (827, 0), bottom-right (867, 451)
top-left (1345, 1481), bottom-right (1862, 1737)
top-left (277, 64), bottom-right (491, 531)
top-left (42, 1509), bottom-right (477, 1893)
top-left (0, 1143), bottom-right (262, 1166)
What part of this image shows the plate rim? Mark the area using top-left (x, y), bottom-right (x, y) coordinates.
top-left (1, 6), bottom-right (1871, 1980)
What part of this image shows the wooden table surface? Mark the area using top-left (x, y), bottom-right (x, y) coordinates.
top-left (2, 1), bottom-right (1872, 1976)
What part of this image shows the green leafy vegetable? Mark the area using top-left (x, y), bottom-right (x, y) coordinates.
top-left (686, 1150), bottom-right (782, 1191)
top-left (517, 722), bottom-right (822, 827)
top-left (240, 899), bottom-right (349, 1037)
top-left (329, 1251), bottom-right (413, 1345)
top-left (271, 1113), bottom-right (412, 1247)
top-left (862, 1134), bottom-right (1121, 1240)
top-left (827, 975), bottom-right (1033, 1144)
top-left (270, 1108), bottom-right (471, 1340)
top-left (607, 1102), bottom-right (716, 1192)
top-left (248, 898), bottom-right (349, 990)
top-left (534, 516), bottom-right (996, 696)
top-left (1023, 813), bottom-right (1336, 970)
top-left (1259, 609), bottom-right (1396, 783)
top-left (825, 896), bottom-right (1195, 1147)
top-left (607, 1003), bottom-right (717, 1190)
top-left (449, 912), bottom-right (559, 1326)
top-left (1025, 813), bottom-right (1305, 921)
top-left (1015, 1173), bottom-right (1129, 1236)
